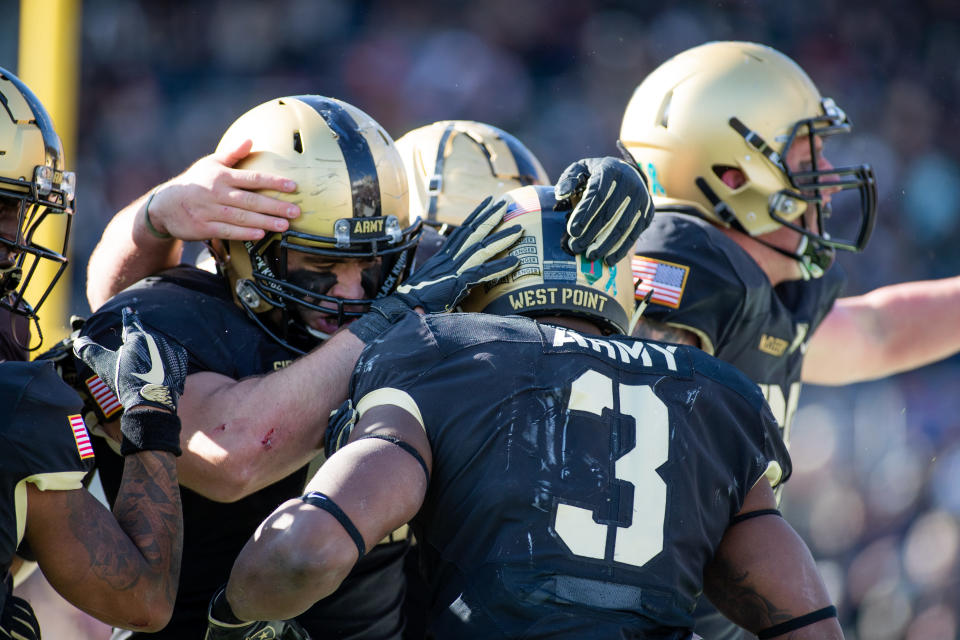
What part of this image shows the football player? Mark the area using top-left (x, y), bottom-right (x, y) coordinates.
top-left (76, 95), bottom-right (538, 639)
top-left (619, 40), bottom-right (960, 638)
top-left (0, 67), bottom-right (187, 638)
top-left (213, 184), bottom-right (842, 639)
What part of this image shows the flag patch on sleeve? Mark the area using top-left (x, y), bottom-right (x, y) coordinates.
top-left (69, 414), bottom-right (95, 460)
top-left (632, 256), bottom-right (690, 309)
top-left (86, 374), bottom-right (122, 418)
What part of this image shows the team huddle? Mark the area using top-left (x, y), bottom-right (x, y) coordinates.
top-left (5, 40), bottom-right (959, 640)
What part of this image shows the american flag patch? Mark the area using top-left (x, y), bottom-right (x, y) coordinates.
top-left (502, 187), bottom-right (541, 223)
top-left (632, 256), bottom-right (690, 309)
top-left (69, 414), bottom-right (95, 460)
top-left (86, 374), bottom-right (122, 418)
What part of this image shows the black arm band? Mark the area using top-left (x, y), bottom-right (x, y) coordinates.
top-left (356, 434), bottom-right (430, 484)
top-left (301, 491), bottom-right (366, 558)
top-left (729, 508), bottom-right (781, 526)
top-left (757, 605), bottom-right (838, 639)
top-left (120, 409), bottom-right (182, 456)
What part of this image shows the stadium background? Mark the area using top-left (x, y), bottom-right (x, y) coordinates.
top-left (4, 0), bottom-right (960, 637)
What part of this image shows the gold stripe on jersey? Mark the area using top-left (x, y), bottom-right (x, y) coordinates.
top-left (14, 471), bottom-right (88, 546)
top-left (355, 387), bottom-right (426, 433)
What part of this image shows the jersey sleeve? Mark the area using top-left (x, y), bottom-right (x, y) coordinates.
top-left (634, 214), bottom-right (766, 355)
top-left (687, 348), bottom-right (792, 490)
top-left (349, 312), bottom-right (444, 424)
top-left (1, 362), bottom-right (94, 484)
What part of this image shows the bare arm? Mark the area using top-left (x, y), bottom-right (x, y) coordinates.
top-left (86, 139), bottom-right (300, 311)
top-left (226, 403), bottom-right (430, 620)
top-left (24, 438), bottom-right (182, 631)
top-left (164, 329), bottom-right (365, 502)
top-left (704, 480), bottom-right (842, 639)
top-left (803, 276), bottom-right (960, 385)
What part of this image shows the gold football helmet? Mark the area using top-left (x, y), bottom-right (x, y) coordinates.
top-left (461, 185), bottom-right (635, 334)
top-left (212, 95), bottom-right (420, 352)
top-left (620, 41), bottom-right (877, 277)
top-left (0, 67), bottom-right (75, 348)
top-left (395, 120), bottom-right (549, 229)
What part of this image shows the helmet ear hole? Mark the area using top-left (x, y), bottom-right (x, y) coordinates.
top-left (713, 166), bottom-right (747, 190)
top-left (293, 131), bottom-right (303, 154)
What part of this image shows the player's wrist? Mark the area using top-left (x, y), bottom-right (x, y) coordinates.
top-left (119, 409), bottom-right (182, 456)
top-left (347, 296), bottom-right (414, 344)
top-left (143, 186), bottom-right (173, 240)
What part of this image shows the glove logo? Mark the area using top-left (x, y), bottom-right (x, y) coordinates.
top-left (247, 629), bottom-right (277, 640)
top-left (140, 383), bottom-right (174, 410)
top-left (131, 330), bottom-right (165, 385)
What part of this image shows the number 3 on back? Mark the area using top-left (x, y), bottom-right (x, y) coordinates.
top-left (553, 369), bottom-right (669, 568)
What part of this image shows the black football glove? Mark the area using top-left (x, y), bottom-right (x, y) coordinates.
top-left (555, 156), bottom-right (654, 265)
top-left (325, 399), bottom-right (359, 457)
top-left (73, 307), bottom-right (188, 414)
top-left (0, 594), bottom-right (41, 640)
top-left (205, 617), bottom-right (311, 640)
top-left (348, 196), bottom-right (521, 344)
top-left (205, 587), bottom-right (312, 640)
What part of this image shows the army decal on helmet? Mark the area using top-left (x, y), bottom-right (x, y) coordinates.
top-left (461, 185), bottom-right (635, 335)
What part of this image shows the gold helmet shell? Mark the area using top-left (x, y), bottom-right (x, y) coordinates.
top-left (0, 66), bottom-right (75, 345)
top-left (461, 185), bottom-right (635, 334)
top-left (395, 120), bottom-right (549, 228)
top-left (212, 95), bottom-right (420, 350)
top-left (620, 41), bottom-right (876, 273)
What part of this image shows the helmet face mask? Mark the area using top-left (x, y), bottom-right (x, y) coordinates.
top-left (461, 185), bottom-right (635, 335)
top-left (396, 120), bottom-right (550, 230)
top-left (214, 95), bottom-right (420, 352)
top-left (0, 68), bottom-right (75, 350)
top-left (619, 41), bottom-right (877, 278)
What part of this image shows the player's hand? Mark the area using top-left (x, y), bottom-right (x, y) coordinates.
top-left (145, 138), bottom-right (300, 242)
top-left (325, 399), bottom-right (359, 456)
top-left (74, 307), bottom-right (188, 414)
top-left (204, 617), bottom-right (312, 640)
top-left (0, 594), bottom-right (41, 640)
top-left (205, 587), bottom-right (312, 640)
top-left (348, 197), bottom-right (521, 343)
top-left (396, 196), bottom-right (522, 311)
top-left (555, 156), bottom-right (654, 265)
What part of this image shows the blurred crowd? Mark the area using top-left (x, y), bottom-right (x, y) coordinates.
top-left (4, 0), bottom-right (960, 637)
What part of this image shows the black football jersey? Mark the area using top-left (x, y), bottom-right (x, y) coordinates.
top-left (1, 362), bottom-right (93, 606)
top-left (633, 212), bottom-right (845, 443)
top-left (80, 265), bottom-right (406, 639)
top-left (349, 312), bottom-right (790, 639)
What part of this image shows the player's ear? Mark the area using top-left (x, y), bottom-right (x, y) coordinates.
top-left (717, 167), bottom-right (747, 189)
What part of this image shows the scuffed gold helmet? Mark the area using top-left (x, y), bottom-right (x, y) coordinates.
top-left (620, 41), bottom-right (877, 277)
top-left (395, 120), bottom-right (549, 229)
top-left (212, 95), bottom-right (420, 352)
top-left (461, 185), bottom-right (634, 334)
top-left (0, 66), bottom-right (75, 349)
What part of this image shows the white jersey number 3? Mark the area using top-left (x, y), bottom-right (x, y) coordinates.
top-left (552, 369), bottom-right (669, 568)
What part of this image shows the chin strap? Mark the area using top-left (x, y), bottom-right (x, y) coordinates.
top-left (759, 235), bottom-right (830, 281)
top-left (693, 177), bottom-right (833, 281)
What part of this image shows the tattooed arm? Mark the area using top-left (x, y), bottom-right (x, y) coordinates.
top-left (22, 409), bottom-right (183, 632)
top-left (703, 480), bottom-right (842, 639)
top-left (631, 316), bottom-right (701, 347)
